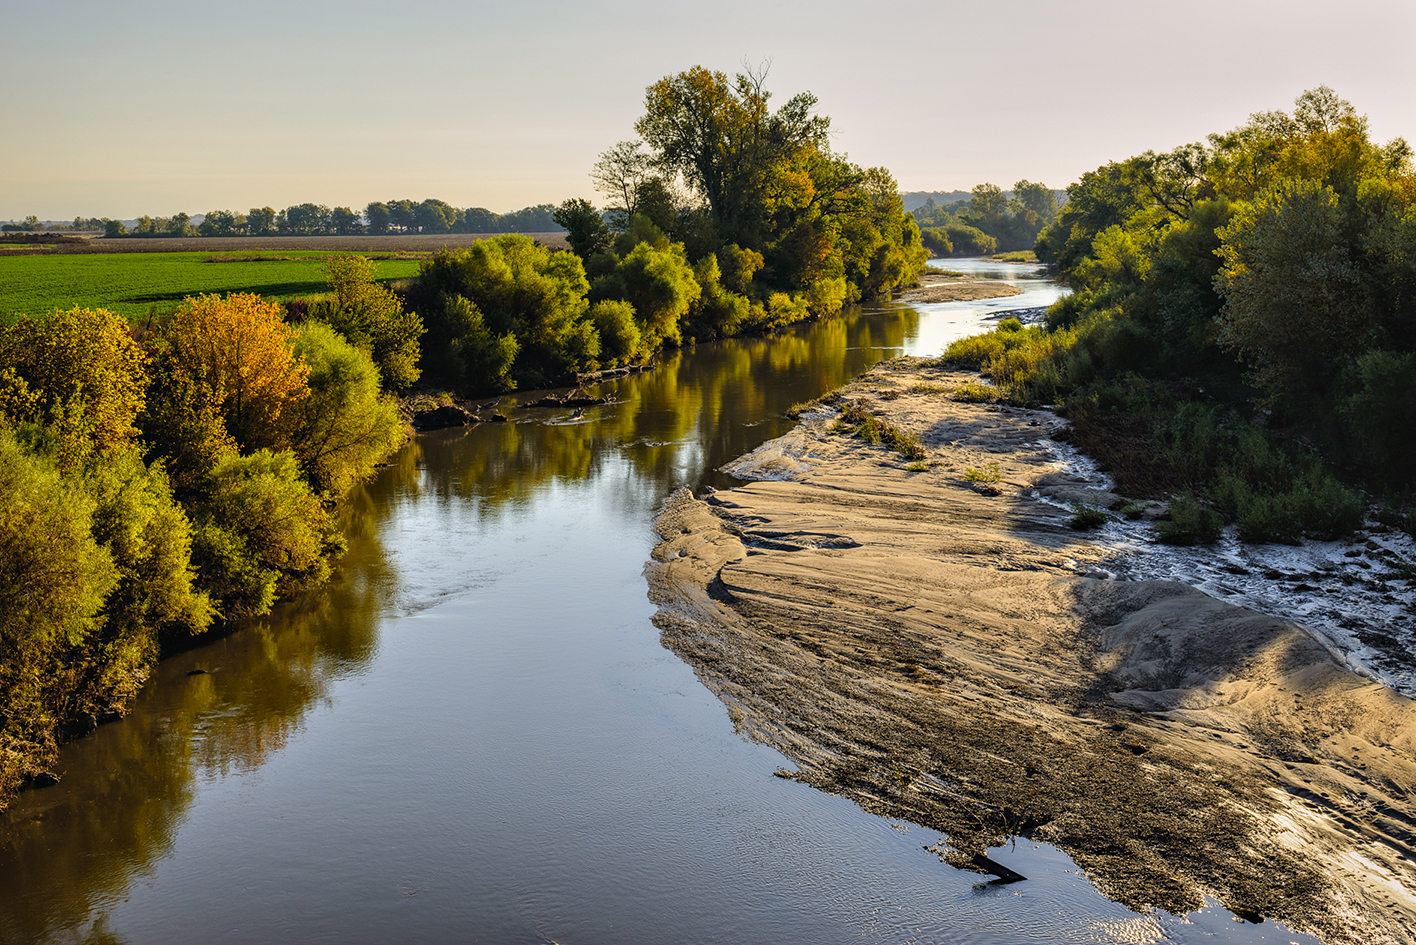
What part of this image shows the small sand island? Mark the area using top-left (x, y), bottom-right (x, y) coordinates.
top-left (647, 357), bottom-right (1416, 945)
top-left (898, 269), bottom-right (1024, 304)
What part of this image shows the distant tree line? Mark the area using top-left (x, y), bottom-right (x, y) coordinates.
top-left (82, 201), bottom-right (566, 239)
top-left (911, 182), bottom-right (1064, 256)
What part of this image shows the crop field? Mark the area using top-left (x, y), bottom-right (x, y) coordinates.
top-left (0, 251), bottom-right (423, 319)
top-left (0, 232), bottom-right (570, 319)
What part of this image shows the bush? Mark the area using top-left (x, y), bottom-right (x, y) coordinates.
top-left (315, 256), bottom-right (425, 391)
top-left (1069, 505), bottom-right (1109, 529)
top-left (0, 429), bottom-right (117, 799)
top-left (1155, 493), bottom-right (1223, 544)
top-left (191, 450), bottom-right (343, 620)
top-left (292, 322), bottom-right (408, 497)
top-left (142, 293), bottom-right (310, 488)
top-left (0, 306), bottom-right (149, 468)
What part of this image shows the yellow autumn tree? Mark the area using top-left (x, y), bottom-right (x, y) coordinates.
top-left (0, 306), bottom-right (148, 469)
top-left (142, 293), bottom-right (311, 487)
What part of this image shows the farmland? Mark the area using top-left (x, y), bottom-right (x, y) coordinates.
top-left (0, 233), bottom-right (570, 319)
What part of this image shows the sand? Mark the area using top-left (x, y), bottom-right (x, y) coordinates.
top-left (646, 357), bottom-right (1416, 945)
top-left (898, 271), bottom-right (1024, 304)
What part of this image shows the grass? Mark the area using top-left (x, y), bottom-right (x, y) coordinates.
top-left (992, 251), bottom-right (1038, 263)
top-left (0, 251), bottom-right (421, 318)
top-left (964, 462), bottom-right (1003, 483)
top-left (1069, 505), bottom-right (1109, 530)
top-left (832, 399), bottom-right (928, 461)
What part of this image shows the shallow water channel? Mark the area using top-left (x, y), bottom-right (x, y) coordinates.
top-left (1, 262), bottom-right (1314, 944)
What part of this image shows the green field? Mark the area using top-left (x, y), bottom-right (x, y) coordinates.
top-left (0, 252), bottom-right (423, 319)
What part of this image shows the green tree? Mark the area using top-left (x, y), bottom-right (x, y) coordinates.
top-left (190, 450), bottom-right (340, 620)
top-left (291, 322), bottom-right (407, 497)
top-left (0, 429), bottom-right (117, 798)
top-left (553, 198), bottom-right (612, 257)
top-left (364, 202), bottom-right (392, 235)
top-left (316, 255), bottom-right (424, 390)
top-left (0, 306), bottom-right (149, 468)
top-left (247, 207), bottom-right (277, 235)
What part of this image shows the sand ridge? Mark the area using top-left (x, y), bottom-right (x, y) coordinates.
top-left (646, 357), bottom-right (1416, 945)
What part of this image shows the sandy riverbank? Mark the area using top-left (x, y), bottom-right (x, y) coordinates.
top-left (646, 357), bottom-right (1416, 944)
top-left (898, 270), bottom-right (1024, 304)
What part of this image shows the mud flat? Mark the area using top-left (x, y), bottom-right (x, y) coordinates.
top-left (647, 357), bottom-right (1416, 945)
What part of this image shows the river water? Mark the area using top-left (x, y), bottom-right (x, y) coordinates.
top-left (0, 262), bottom-right (1314, 944)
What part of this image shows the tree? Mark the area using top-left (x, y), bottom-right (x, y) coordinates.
top-left (283, 203), bottom-right (332, 236)
top-left (1215, 178), bottom-right (1367, 406)
top-left (553, 198), bottom-right (611, 257)
top-left (104, 219), bottom-right (127, 237)
top-left (248, 207), bottom-right (277, 235)
top-left (635, 64), bottom-right (830, 241)
top-left (291, 322), bottom-right (406, 497)
top-left (330, 206), bottom-right (363, 235)
top-left (415, 199), bottom-right (457, 233)
top-left (0, 429), bottom-right (117, 799)
top-left (167, 212), bottom-right (193, 237)
top-left (314, 255), bottom-right (425, 390)
top-left (141, 293), bottom-right (310, 487)
top-left (0, 306), bottom-right (149, 467)
top-left (190, 449), bottom-right (339, 619)
top-left (365, 202), bottom-right (392, 235)
top-left (199, 210), bottom-right (240, 236)
top-left (591, 140), bottom-right (657, 228)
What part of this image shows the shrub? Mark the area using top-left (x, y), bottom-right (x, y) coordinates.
top-left (191, 450), bottom-right (343, 620)
top-left (964, 463), bottom-right (1003, 483)
top-left (142, 293), bottom-right (310, 488)
top-left (292, 322), bottom-right (408, 497)
top-left (0, 306), bottom-right (148, 468)
top-left (1155, 493), bottom-right (1223, 544)
top-left (1069, 505), bottom-right (1109, 529)
top-left (315, 256), bottom-right (425, 391)
top-left (0, 429), bottom-right (117, 799)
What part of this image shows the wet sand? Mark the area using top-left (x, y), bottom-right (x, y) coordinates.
top-left (646, 357), bottom-right (1416, 945)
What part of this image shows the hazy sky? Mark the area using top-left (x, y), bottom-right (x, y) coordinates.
top-left (4, 0), bottom-right (1414, 219)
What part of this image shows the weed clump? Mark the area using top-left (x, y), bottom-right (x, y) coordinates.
top-left (964, 463), bottom-right (1003, 483)
top-left (831, 400), bottom-right (926, 461)
top-left (1069, 505), bottom-right (1109, 530)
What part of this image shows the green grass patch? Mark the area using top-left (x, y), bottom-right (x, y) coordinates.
top-left (831, 399), bottom-right (927, 461)
top-left (964, 462), bottom-right (1002, 483)
top-left (0, 252), bottom-right (421, 319)
top-left (992, 250), bottom-right (1038, 263)
top-left (1069, 505), bottom-right (1108, 529)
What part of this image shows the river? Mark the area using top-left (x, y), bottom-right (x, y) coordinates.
top-left (0, 261), bottom-right (1313, 944)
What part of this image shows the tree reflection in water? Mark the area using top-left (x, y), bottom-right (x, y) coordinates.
top-left (0, 301), bottom-right (921, 945)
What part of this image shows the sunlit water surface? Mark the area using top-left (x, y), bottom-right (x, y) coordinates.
top-left (0, 262), bottom-right (1317, 944)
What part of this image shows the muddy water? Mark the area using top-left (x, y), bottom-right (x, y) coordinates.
top-left (0, 264), bottom-right (1311, 944)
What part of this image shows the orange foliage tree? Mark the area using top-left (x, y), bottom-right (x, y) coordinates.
top-left (142, 293), bottom-right (311, 487)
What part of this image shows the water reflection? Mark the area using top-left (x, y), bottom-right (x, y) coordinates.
top-left (0, 303), bottom-right (924, 944)
top-left (11, 275), bottom-right (1253, 945)
top-left (0, 473), bottom-right (395, 945)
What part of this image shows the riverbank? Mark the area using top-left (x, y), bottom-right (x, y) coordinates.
top-left (647, 357), bottom-right (1416, 944)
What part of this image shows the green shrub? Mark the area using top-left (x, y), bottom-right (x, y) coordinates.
top-left (1069, 505), bottom-right (1108, 529)
top-left (292, 322), bottom-right (408, 498)
top-left (1155, 493), bottom-right (1223, 544)
top-left (191, 450), bottom-right (343, 620)
top-left (0, 429), bottom-right (117, 800)
top-left (964, 463), bottom-right (1003, 483)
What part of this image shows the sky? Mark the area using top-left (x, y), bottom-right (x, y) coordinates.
top-left (4, 0), bottom-right (1415, 220)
